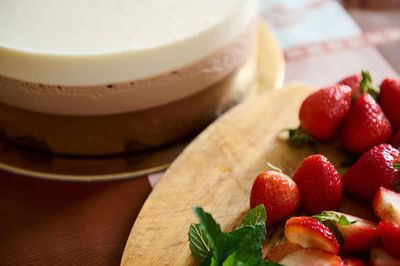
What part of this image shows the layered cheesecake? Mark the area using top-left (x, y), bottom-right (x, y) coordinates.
top-left (0, 0), bottom-right (259, 156)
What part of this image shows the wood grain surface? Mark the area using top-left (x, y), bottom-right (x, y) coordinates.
top-left (121, 82), bottom-right (375, 265)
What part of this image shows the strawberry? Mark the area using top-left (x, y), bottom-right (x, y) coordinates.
top-left (265, 242), bottom-right (303, 262)
top-left (279, 248), bottom-right (344, 266)
top-left (284, 216), bottom-right (340, 254)
top-left (342, 144), bottom-right (400, 201)
top-left (340, 93), bottom-right (392, 154)
top-left (250, 165), bottom-right (300, 227)
top-left (373, 187), bottom-right (400, 224)
top-left (389, 130), bottom-right (400, 149)
top-left (298, 85), bottom-right (351, 141)
top-left (343, 258), bottom-right (365, 266)
top-left (338, 71), bottom-right (380, 101)
top-left (370, 246), bottom-right (400, 266)
top-left (337, 73), bottom-right (362, 99)
top-left (292, 155), bottom-right (342, 214)
top-left (313, 211), bottom-right (380, 252)
top-left (379, 77), bottom-right (400, 131)
top-left (378, 221), bottom-right (400, 260)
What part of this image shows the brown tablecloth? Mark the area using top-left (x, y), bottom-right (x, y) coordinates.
top-left (1, 2), bottom-right (400, 265)
top-left (0, 172), bottom-right (151, 265)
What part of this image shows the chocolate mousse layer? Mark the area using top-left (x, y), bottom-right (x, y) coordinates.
top-left (0, 30), bottom-right (259, 156)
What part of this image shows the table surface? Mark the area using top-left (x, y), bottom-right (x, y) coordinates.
top-left (1, 1), bottom-right (400, 265)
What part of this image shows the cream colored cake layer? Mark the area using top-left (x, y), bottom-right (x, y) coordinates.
top-left (0, 18), bottom-right (258, 115)
top-left (0, 0), bottom-right (258, 115)
top-left (0, 0), bottom-right (258, 85)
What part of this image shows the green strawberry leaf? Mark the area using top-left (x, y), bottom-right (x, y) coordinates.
top-left (286, 126), bottom-right (320, 150)
top-left (393, 163), bottom-right (400, 170)
top-left (189, 223), bottom-right (211, 263)
top-left (312, 211), bottom-right (357, 246)
top-left (266, 162), bottom-right (283, 174)
top-left (395, 179), bottom-right (400, 193)
top-left (312, 211), bottom-right (356, 226)
top-left (326, 222), bottom-right (344, 246)
top-left (240, 204), bottom-right (267, 228)
top-left (360, 70), bottom-right (380, 100)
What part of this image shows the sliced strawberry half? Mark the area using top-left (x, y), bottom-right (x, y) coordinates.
top-left (284, 216), bottom-right (340, 254)
top-left (279, 248), bottom-right (344, 266)
top-left (313, 211), bottom-right (380, 252)
top-left (373, 187), bottom-right (400, 224)
top-left (377, 221), bottom-right (400, 260)
top-left (343, 258), bottom-right (365, 266)
top-left (265, 242), bottom-right (303, 262)
top-left (370, 246), bottom-right (400, 266)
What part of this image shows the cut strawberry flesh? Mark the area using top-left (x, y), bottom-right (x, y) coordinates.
top-left (373, 187), bottom-right (400, 224)
top-left (370, 246), bottom-right (400, 266)
top-left (285, 217), bottom-right (339, 254)
top-left (279, 248), bottom-right (344, 266)
top-left (265, 242), bottom-right (303, 262)
top-left (331, 212), bottom-right (379, 252)
top-left (343, 258), bottom-right (365, 266)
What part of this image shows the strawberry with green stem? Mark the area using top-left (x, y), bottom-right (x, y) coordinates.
top-left (313, 211), bottom-right (380, 252)
top-left (289, 84), bottom-right (352, 146)
top-left (340, 71), bottom-right (392, 154)
top-left (250, 163), bottom-right (300, 227)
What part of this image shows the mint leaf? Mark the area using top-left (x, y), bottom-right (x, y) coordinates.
top-left (189, 223), bottom-right (211, 263)
top-left (393, 163), bottom-right (400, 170)
top-left (222, 223), bottom-right (270, 266)
top-left (193, 206), bottom-right (227, 263)
top-left (191, 206), bottom-right (277, 266)
top-left (240, 204), bottom-right (267, 228)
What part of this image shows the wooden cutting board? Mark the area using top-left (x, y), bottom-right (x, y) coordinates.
top-left (121, 83), bottom-right (375, 265)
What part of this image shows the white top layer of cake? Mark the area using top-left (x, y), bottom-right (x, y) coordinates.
top-left (0, 0), bottom-right (258, 86)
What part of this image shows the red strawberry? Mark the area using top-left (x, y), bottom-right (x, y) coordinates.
top-left (343, 144), bottom-right (400, 201)
top-left (337, 73), bottom-right (362, 99)
top-left (370, 246), bottom-right (400, 266)
top-left (298, 85), bottom-right (352, 141)
top-left (313, 211), bottom-right (380, 252)
top-left (341, 93), bottom-right (392, 154)
top-left (284, 216), bottom-right (340, 254)
top-left (343, 258), bottom-right (365, 266)
top-left (292, 155), bottom-right (342, 214)
top-left (379, 77), bottom-right (400, 131)
top-left (390, 130), bottom-right (400, 149)
top-left (378, 221), bottom-right (400, 260)
top-left (250, 168), bottom-right (300, 227)
top-left (265, 242), bottom-right (303, 262)
top-left (373, 187), bottom-right (400, 224)
top-left (279, 248), bottom-right (344, 266)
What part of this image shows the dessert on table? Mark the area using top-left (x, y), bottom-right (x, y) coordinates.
top-left (0, 0), bottom-right (259, 156)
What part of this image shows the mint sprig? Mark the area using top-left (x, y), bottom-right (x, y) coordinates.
top-left (188, 205), bottom-right (282, 266)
